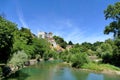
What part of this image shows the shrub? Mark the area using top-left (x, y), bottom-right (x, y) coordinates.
top-left (71, 53), bottom-right (89, 68)
top-left (8, 50), bottom-right (28, 67)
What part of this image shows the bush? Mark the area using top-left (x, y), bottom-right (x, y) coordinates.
top-left (71, 53), bottom-right (89, 68)
top-left (102, 53), bottom-right (112, 63)
top-left (8, 50), bottom-right (28, 67)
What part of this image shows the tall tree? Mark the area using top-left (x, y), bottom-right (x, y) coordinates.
top-left (103, 2), bottom-right (120, 67)
top-left (13, 27), bottom-right (33, 53)
top-left (0, 16), bottom-right (17, 63)
top-left (68, 41), bottom-right (73, 45)
top-left (104, 2), bottom-right (120, 38)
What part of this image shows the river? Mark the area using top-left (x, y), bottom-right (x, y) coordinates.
top-left (5, 61), bottom-right (120, 80)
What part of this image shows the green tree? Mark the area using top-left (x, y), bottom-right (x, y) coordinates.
top-left (0, 16), bottom-right (17, 63)
top-left (81, 42), bottom-right (92, 50)
top-left (68, 41), bottom-right (73, 45)
top-left (104, 2), bottom-right (120, 38)
top-left (20, 27), bottom-right (33, 45)
top-left (53, 35), bottom-right (67, 48)
top-left (92, 41), bottom-right (103, 51)
top-left (96, 42), bottom-right (113, 58)
top-left (12, 27), bottom-right (34, 57)
top-left (103, 2), bottom-right (120, 67)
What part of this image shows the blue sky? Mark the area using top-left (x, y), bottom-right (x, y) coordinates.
top-left (0, 0), bottom-right (119, 43)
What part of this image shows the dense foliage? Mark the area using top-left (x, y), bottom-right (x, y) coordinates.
top-left (59, 44), bottom-right (90, 68)
top-left (0, 16), bottom-right (17, 63)
top-left (53, 36), bottom-right (67, 48)
top-left (103, 2), bottom-right (120, 67)
top-left (68, 41), bottom-right (73, 45)
top-left (0, 16), bottom-right (56, 65)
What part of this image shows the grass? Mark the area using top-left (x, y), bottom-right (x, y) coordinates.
top-left (81, 63), bottom-right (120, 72)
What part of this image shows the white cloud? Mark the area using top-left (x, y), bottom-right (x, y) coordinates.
top-left (50, 19), bottom-right (113, 44)
top-left (15, 0), bottom-right (29, 28)
top-left (17, 11), bottom-right (28, 28)
top-left (64, 28), bottom-right (85, 43)
top-left (28, 17), bottom-right (113, 44)
top-left (49, 19), bottom-right (86, 43)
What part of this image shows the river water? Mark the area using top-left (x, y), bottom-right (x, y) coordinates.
top-left (6, 61), bottom-right (120, 80)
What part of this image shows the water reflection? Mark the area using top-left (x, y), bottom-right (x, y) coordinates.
top-left (53, 68), bottom-right (76, 80)
top-left (87, 73), bottom-right (104, 80)
top-left (2, 70), bottom-right (30, 80)
top-left (5, 62), bottom-right (120, 80)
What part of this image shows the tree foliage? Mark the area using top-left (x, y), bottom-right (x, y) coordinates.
top-left (0, 16), bottom-right (17, 63)
top-left (104, 2), bottom-right (120, 20)
top-left (68, 41), bottom-right (73, 45)
top-left (0, 16), bottom-right (55, 64)
top-left (32, 38), bottom-right (51, 59)
top-left (53, 35), bottom-right (67, 48)
top-left (103, 2), bottom-right (120, 67)
top-left (104, 2), bottom-right (120, 38)
top-left (60, 43), bottom-right (90, 68)
top-left (96, 42), bottom-right (113, 58)
top-left (71, 53), bottom-right (89, 68)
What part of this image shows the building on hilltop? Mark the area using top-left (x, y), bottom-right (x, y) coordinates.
top-left (38, 31), bottom-right (47, 39)
top-left (38, 32), bottom-right (53, 39)
top-left (38, 31), bottom-right (65, 52)
top-left (47, 32), bottom-right (53, 38)
top-left (38, 31), bottom-right (57, 48)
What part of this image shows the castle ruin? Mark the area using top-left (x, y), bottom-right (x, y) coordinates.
top-left (38, 31), bottom-right (57, 48)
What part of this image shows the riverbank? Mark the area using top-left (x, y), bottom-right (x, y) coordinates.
top-left (81, 63), bottom-right (120, 75)
top-left (1, 60), bottom-right (120, 80)
top-left (0, 58), bottom-right (55, 79)
top-left (62, 62), bottom-right (120, 75)
top-left (4, 61), bottom-right (120, 80)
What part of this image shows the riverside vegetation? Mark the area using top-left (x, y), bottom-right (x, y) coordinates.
top-left (0, 1), bottom-right (120, 78)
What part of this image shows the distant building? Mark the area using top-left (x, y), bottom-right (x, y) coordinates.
top-left (47, 32), bottom-right (53, 38)
top-left (38, 31), bottom-right (65, 52)
top-left (38, 32), bottom-right (53, 39)
top-left (38, 31), bottom-right (47, 39)
top-left (38, 31), bottom-right (57, 48)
